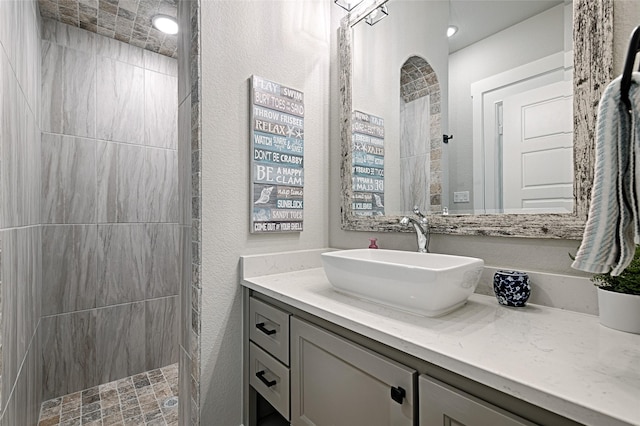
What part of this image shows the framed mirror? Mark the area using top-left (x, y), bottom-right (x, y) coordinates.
top-left (339, 0), bottom-right (613, 239)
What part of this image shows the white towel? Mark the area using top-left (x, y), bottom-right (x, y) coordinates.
top-left (571, 74), bottom-right (640, 275)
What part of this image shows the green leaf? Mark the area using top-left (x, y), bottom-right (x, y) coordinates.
top-left (592, 246), bottom-right (640, 295)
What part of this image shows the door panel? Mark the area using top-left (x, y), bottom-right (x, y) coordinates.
top-left (503, 80), bottom-right (573, 213)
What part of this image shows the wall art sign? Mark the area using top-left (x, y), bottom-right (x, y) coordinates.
top-left (251, 75), bottom-right (305, 233)
top-left (352, 110), bottom-right (385, 216)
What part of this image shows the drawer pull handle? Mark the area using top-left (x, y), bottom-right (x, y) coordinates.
top-left (256, 322), bottom-right (277, 336)
top-left (390, 386), bottom-right (406, 404)
top-left (256, 370), bottom-right (277, 387)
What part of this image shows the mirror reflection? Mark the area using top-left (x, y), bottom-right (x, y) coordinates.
top-left (351, 0), bottom-right (573, 216)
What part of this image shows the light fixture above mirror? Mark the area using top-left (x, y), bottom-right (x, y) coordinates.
top-left (365, 5), bottom-right (389, 26)
top-left (335, 0), bottom-right (365, 12)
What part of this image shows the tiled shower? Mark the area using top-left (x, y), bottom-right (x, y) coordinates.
top-left (0, 2), bottom-right (181, 424)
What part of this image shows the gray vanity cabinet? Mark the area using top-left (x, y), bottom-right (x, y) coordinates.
top-left (419, 376), bottom-right (536, 426)
top-left (290, 317), bottom-right (416, 426)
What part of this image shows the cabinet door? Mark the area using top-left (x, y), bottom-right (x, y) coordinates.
top-left (290, 317), bottom-right (416, 426)
top-left (419, 376), bottom-right (536, 426)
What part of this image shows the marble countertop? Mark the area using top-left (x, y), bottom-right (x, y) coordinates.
top-left (241, 256), bottom-right (640, 426)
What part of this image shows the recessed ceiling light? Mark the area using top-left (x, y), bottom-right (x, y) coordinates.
top-left (152, 15), bottom-right (179, 35)
top-left (447, 25), bottom-right (458, 38)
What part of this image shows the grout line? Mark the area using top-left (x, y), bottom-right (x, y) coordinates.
top-left (39, 363), bottom-right (178, 425)
top-left (39, 294), bottom-right (180, 320)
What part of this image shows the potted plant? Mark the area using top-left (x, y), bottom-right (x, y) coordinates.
top-left (592, 246), bottom-right (640, 334)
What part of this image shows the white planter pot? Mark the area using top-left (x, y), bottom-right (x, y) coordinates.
top-left (597, 287), bottom-right (640, 334)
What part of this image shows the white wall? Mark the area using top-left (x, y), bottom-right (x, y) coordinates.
top-left (351, 0), bottom-right (448, 214)
top-left (613, 0), bottom-right (640, 75)
top-left (447, 4), bottom-right (566, 211)
top-left (199, 1), bottom-right (331, 423)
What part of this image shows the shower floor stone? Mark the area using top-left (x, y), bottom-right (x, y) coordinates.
top-left (38, 363), bottom-right (178, 426)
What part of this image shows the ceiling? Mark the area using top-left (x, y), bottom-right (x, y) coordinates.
top-left (37, 0), bottom-right (178, 58)
top-left (448, 0), bottom-right (565, 53)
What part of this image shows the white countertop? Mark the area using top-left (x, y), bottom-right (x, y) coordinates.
top-left (241, 264), bottom-right (640, 426)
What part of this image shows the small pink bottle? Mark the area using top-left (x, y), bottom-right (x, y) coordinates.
top-left (368, 238), bottom-right (379, 249)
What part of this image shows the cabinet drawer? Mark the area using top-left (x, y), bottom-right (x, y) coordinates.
top-left (249, 341), bottom-right (290, 421)
top-left (249, 297), bottom-right (291, 365)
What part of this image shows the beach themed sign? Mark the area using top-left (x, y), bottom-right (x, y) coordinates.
top-left (352, 110), bottom-right (385, 216)
top-left (250, 76), bottom-right (305, 233)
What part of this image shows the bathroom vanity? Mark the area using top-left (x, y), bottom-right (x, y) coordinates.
top-left (241, 250), bottom-right (640, 426)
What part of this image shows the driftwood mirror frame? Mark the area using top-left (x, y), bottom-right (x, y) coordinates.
top-left (339, 0), bottom-right (613, 239)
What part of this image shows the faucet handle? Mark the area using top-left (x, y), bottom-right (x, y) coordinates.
top-left (413, 206), bottom-right (426, 219)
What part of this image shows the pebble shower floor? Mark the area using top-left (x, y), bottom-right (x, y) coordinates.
top-left (38, 363), bottom-right (178, 426)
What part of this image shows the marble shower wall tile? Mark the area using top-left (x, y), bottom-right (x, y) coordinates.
top-left (0, 50), bottom-right (23, 228)
top-left (177, 0), bottom-right (191, 104)
top-left (146, 224), bottom-right (179, 299)
top-left (0, 51), bottom-right (40, 229)
top-left (42, 18), bottom-right (96, 56)
top-left (41, 41), bottom-right (96, 138)
top-left (0, 1), bottom-right (17, 68)
top-left (9, 321), bottom-right (40, 426)
top-left (400, 155), bottom-right (429, 214)
top-left (1, 226), bottom-right (41, 412)
top-left (26, 325), bottom-right (42, 426)
top-left (0, 1), bottom-right (42, 419)
top-left (97, 224), bottom-right (146, 307)
top-left (144, 50), bottom-right (178, 77)
top-left (8, 321), bottom-right (42, 426)
top-left (146, 148), bottom-right (178, 222)
top-left (145, 70), bottom-right (178, 149)
top-left (16, 227), bottom-right (41, 370)
top-left (1, 230), bottom-right (18, 405)
top-left (41, 310), bottom-right (98, 400)
top-left (15, 0), bottom-right (41, 123)
top-left (41, 133), bottom-right (96, 224)
top-left (25, 102), bottom-right (41, 228)
top-left (96, 302), bottom-right (145, 384)
top-left (96, 56), bottom-right (144, 144)
top-left (96, 141), bottom-right (146, 223)
top-left (96, 34), bottom-right (145, 67)
top-left (42, 225), bottom-right (97, 316)
top-left (145, 296), bottom-right (179, 370)
top-left (400, 96), bottom-right (431, 159)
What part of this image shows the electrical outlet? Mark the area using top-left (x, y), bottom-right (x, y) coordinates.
top-left (453, 191), bottom-right (470, 203)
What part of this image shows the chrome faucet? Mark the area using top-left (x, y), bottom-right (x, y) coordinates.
top-left (400, 206), bottom-right (430, 253)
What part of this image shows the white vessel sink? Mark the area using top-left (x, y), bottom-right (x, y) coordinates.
top-left (321, 249), bottom-right (484, 317)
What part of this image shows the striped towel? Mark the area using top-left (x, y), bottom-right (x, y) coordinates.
top-left (571, 74), bottom-right (640, 275)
